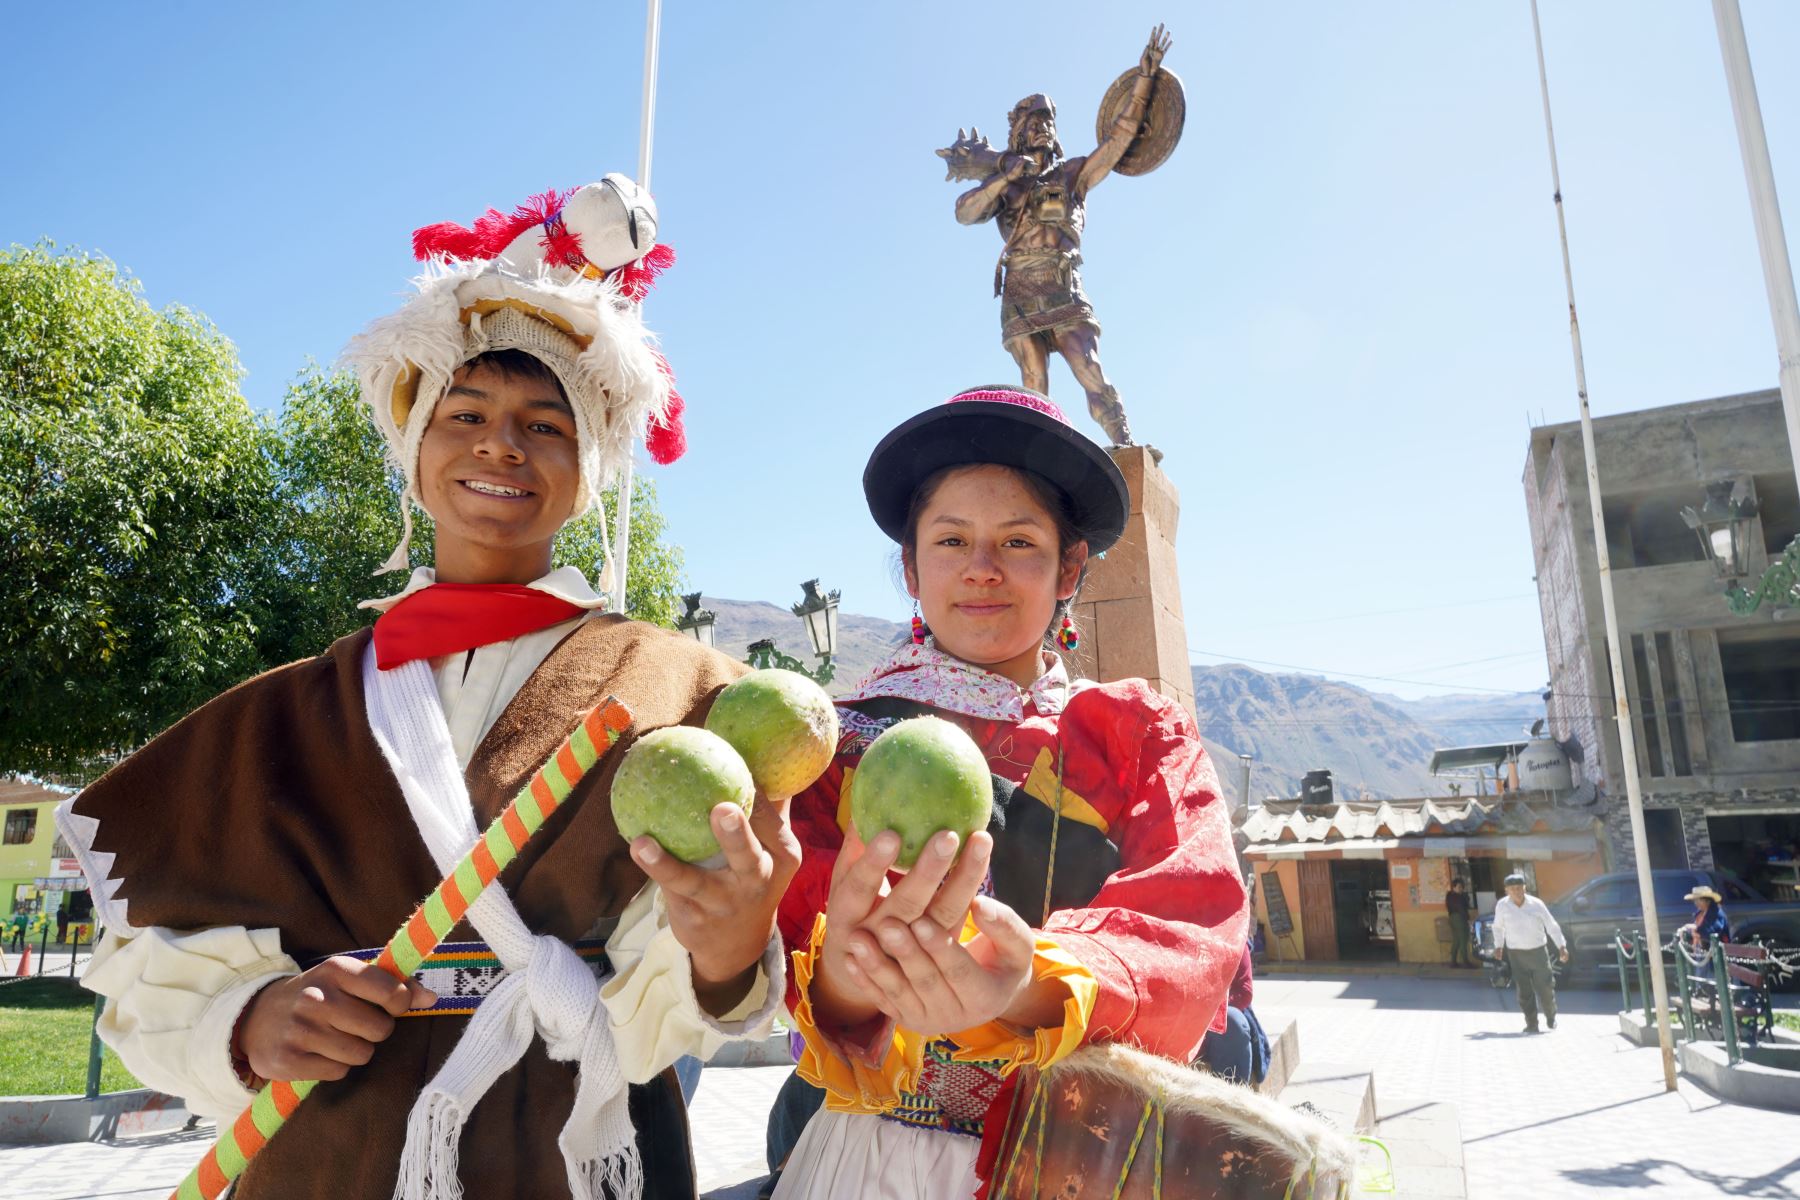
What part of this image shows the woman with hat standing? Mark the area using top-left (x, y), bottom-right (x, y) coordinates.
top-left (770, 386), bottom-right (1247, 1199)
top-left (1682, 885), bottom-right (1732, 951)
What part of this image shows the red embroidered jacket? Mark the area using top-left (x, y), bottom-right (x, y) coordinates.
top-left (778, 673), bottom-right (1248, 1067)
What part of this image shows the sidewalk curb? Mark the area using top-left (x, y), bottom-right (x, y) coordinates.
top-left (706, 1033), bottom-right (794, 1069)
top-left (0, 1089), bottom-right (194, 1146)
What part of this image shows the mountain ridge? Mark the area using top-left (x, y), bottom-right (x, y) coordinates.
top-left (698, 598), bottom-right (1540, 808)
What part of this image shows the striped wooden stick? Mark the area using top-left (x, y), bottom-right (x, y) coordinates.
top-left (170, 698), bottom-right (633, 1200)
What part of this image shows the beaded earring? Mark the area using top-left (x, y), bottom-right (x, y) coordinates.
top-left (911, 603), bottom-right (927, 645)
top-left (1056, 613), bottom-right (1080, 652)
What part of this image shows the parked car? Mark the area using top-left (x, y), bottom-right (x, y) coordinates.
top-left (1547, 868), bottom-right (1800, 978)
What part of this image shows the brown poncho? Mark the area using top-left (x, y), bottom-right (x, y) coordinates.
top-left (67, 617), bottom-right (746, 1199)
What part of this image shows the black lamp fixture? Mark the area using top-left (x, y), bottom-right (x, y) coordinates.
top-left (675, 592), bottom-right (716, 647)
top-left (1681, 477), bottom-right (1759, 582)
top-left (792, 579), bottom-right (841, 664)
top-left (744, 580), bottom-right (841, 685)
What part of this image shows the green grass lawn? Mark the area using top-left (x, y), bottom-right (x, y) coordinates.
top-left (1778, 1011), bottom-right (1799, 1034)
top-left (0, 977), bottom-right (142, 1096)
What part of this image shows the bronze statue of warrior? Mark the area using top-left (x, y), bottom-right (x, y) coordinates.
top-left (937, 25), bottom-right (1182, 454)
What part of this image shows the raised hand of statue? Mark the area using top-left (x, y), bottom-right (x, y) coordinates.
top-left (1141, 23), bottom-right (1172, 76)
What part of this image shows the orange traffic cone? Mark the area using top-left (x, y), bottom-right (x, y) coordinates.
top-left (12, 944), bottom-right (30, 976)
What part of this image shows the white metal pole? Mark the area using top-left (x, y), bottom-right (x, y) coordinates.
top-left (1529, 0), bottom-right (1677, 1090)
top-left (1714, 0), bottom-right (1800, 490)
top-left (610, 0), bottom-right (665, 613)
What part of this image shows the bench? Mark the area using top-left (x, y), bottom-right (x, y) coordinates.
top-left (1687, 941), bottom-right (1777, 1048)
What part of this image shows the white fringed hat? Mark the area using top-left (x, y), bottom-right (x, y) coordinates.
top-left (341, 179), bottom-right (686, 578)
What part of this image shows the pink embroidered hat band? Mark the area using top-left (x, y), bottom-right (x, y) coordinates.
top-left (861, 384), bottom-right (1130, 553)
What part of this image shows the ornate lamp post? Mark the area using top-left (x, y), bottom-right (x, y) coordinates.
top-left (745, 580), bottom-right (840, 685)
top-left (675, 592), bottom-right (716, 647)
top-left (1682, 478), bottom-right (1758, 579)
top-left (1681, 479), bottom-right (1796, 614)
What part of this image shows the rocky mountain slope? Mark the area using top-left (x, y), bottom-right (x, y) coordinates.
top-left (698, 598), bottom-right (1539, 806)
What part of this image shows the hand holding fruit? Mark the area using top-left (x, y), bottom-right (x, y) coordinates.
top-left (843, 887), bottom-right (1043, 1039)
top-left (613, 670), bottom-right (836, 1012)
top-left (813, 824), bottom-right (988, 1029)
top-left (631, 796), bottom-right (801, 1011)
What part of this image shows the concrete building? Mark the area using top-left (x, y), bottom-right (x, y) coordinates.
top-left (1523, 388), bottom-right (1800, 888)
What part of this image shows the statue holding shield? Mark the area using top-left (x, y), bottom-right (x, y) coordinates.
top-left (937, 25), bottom-right (1184, 453)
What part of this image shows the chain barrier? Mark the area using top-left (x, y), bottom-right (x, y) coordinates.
top-left (0, 950), bottom-right (96, 987)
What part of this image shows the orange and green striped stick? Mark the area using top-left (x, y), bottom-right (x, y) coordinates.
top-left (170, 698), bottom-right (633, 1200)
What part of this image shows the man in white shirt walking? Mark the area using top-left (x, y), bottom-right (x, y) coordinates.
top-left (1492, 871), bottom-right (1569, 1033)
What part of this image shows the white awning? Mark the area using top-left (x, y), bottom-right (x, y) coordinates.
top-left (1247, 831), bottom-right (1596, 861)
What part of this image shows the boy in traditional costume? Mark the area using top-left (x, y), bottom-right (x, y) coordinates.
top-left (56, 179), bottom-right (793, 1200)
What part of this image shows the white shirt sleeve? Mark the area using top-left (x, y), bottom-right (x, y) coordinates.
top-left (1534, 897), bottom-right (1567, 951)
top-left (82, 925), bottom-right (298, 1120)
top-left (600, 883), bottom-right (784, 1084)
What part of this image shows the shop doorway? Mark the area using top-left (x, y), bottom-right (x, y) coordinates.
top-left (1296, 861), bottom-right (1337, 961)
top-left (1329, 859), bottom-right (1396, 961)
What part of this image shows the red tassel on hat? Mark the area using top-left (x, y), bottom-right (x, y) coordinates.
top-left (615, 243), bottom-right (676, 303)
top-left (411, 188), bottom-right (578, 263)
top-left (642, 349), bottom-right (687, 465)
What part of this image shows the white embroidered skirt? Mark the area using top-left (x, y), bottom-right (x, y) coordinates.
top-left (771, 1110), bottom-right (980, 1200)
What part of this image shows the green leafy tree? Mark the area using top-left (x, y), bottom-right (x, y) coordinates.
top-left (0, 244), bottom-right (271, 775)
top-left (0, 244), bottom-right (690, 777)
top-left (250, 365), bottom-right (687, 667)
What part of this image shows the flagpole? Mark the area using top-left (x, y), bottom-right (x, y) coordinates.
top-left (1527, 0), bottom-right (1677, 1090)
top-left (611, 0), bottom-right (664, 614)
top-left (1713, 0), bottom-right (1800, 490)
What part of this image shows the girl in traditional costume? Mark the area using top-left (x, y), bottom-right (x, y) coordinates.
top-left (56, 181), bottom-right (794, 1200)
top-left (771, 386), bottom-right (1252, 1199)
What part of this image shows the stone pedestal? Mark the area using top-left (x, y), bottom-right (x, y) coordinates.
top-left (1067, 446), bottom-right (1195, 721)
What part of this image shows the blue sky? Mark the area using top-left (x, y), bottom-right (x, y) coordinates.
top-left (6, 2), bottom-right (1797, 699)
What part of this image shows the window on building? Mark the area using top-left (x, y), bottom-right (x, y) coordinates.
top-left (49, 835), bottom-right (73, 859)
top-left (3, 809), bottom-right (36, 846)
top-left (1718, 627), bottom-right (1800, 743)
top-left (1602, 489), bottom-right (1709, 569)
top-left (1756, 473), bottom-right (1800, 556)
top-left (1643, 808), bottom-right (1687, 870)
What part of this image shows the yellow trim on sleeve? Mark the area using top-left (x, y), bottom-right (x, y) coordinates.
top-left (943, 927), bottom-right (1097, 1072)
top-left (789, 912), bottom-right (920, 1113)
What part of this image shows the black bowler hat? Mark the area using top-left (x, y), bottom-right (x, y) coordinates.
top-left (862, 385), bottom-right (1130, 554)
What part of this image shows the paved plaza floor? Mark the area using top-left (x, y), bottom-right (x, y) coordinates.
top-left (1256, 974), bottom-right (1800, 1199)
top-left (4, 977), bottom-right (1796, 1198)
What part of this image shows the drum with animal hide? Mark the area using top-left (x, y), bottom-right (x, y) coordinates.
top-left (988, 1044), bottom-right (1355, 1200)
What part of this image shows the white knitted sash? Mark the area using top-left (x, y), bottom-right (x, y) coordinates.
top-left (362, 647), bottom-right (640, 1200)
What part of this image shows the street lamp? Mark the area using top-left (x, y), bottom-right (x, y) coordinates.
top-left (744, 580), bottom-right (840, 685)
top-left (1680, 478), bottom-right (1800, 616)
top-left (792, 579), bottom-right (840, 664)
top-left (675, 592), bottom-right (716, 647)
top-left (1682, 478), bottom-right (1758, 581)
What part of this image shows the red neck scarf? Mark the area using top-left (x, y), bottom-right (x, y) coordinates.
top-left (373, 583), bottom-right (588, 670)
